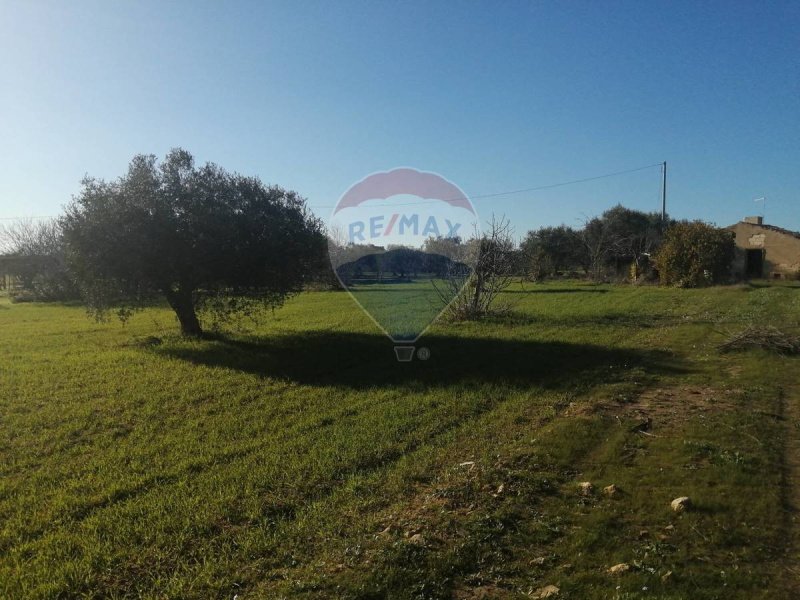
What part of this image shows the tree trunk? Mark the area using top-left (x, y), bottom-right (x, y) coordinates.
top-left (471, 272), bottom-right (484, 314)
top-left (164, 288), bottom-right (202, 336)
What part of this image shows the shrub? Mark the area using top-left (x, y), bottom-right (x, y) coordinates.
top-left (654, 221), bottom-right (734, 287)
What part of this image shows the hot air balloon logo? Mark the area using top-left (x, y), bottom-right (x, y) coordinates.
top-left (329, 168), bottom-right (479, 361)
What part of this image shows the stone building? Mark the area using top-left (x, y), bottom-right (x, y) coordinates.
top-left (728, 216), bottom-right (800, 280)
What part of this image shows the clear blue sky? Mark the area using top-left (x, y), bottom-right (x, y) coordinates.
top-left (1, 0), bottom-right (798, 235)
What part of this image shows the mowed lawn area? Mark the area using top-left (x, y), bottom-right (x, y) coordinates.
top-left (1, 282), bottom-right (799, 599)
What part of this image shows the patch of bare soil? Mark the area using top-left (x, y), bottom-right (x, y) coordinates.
top-left (451, 584), bottom-right (510, 599)
top-left (565, 385), bottom-right (741, 431)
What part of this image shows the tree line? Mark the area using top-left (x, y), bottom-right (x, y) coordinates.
top-left (0, 149), bottom-right (736, 335)
top-left (327, 204), bottom-right (735, 290)
top-left (518, 205), bottom-right (734, 286)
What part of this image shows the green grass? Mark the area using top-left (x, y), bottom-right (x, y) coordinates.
top-left (1, 281), bottom-right (799, 599)
top-left (346, 279), bottom-right (447, 341)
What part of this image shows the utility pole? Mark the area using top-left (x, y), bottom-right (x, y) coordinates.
top-left (661, 161), bottom-right (667, 223)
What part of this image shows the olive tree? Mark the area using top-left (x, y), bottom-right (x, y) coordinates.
top-left (519, 225), bottom-right (583, 280)
top-left (62, 149), bottom-right (326, 336)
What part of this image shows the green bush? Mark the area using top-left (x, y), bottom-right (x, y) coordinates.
top-left (654, 221), bottom-right (735, 287)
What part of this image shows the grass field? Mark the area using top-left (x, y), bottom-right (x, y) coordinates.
top-left (1, 281), bottom-right (800, 599)
top-left (344, 280), bottom-right (446, 342)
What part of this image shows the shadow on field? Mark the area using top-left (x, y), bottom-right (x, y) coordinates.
top-left (502, 287), bottom-right (610, 294)
top-left (746, 281), bottom-right (800, 290)
top-left (156, 331), bottom-right (686, 390)
top-left (342, 286), bottom-right (611, 294)
top-left (481, 311), bottom-right (678, 328)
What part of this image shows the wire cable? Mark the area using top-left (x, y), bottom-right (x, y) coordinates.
top-left (307, 162), bottom-right (663, 211)
top-left (0, 162), bottom-right (664, 219)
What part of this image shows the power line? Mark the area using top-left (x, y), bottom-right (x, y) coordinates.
top-left (0, 162), bottom-right (664, 220)
top-left (463, 162), bottom-right (663, 202)
top-left (308, 162), bottom-right (664, 211)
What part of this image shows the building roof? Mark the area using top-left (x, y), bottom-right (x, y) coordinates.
top-left (730, 221), bottom-right (800, 241)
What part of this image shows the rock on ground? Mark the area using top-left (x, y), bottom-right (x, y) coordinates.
top-left (608, 563), bottom-right (631, 575)
top-left (671, 496), bottom-right (692, 512)
top-left (533, 584), bottom-right (560, 598)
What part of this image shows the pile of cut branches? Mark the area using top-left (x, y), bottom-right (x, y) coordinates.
top-left (719, 326), bottom-right (800, 355)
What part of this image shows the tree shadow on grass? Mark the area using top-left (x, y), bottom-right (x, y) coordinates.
top-left (346, 286), bottom-right (612, 294)
top-left (480, 311), bottom-right (680, 329)
top-left (746, 281), bottom-right (800, 290)
top-left (155, 331), bottom-right (687, 391)
top-left (501, 287), bottom-right (610, 294)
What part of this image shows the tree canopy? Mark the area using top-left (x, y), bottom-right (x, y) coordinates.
top-left (520, 225), bottom-right (583, 279)
top-left (654, 221), bottom-right (735, 287)
top-left (520, 205), bottom-right (666, 281)
top-left (62, 149), bottom-right (326, 335)
top-left (0, 219), bottom-right (78, 301)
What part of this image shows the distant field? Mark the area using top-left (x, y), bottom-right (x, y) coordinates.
top-left (1, 282), bottom-right (800, 599)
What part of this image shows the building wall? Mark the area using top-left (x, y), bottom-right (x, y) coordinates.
top-left (728, 222), bottom-right (800, 279)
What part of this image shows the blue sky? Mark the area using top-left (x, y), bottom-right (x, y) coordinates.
top-left (1, 0), bottom-right (798, 235)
